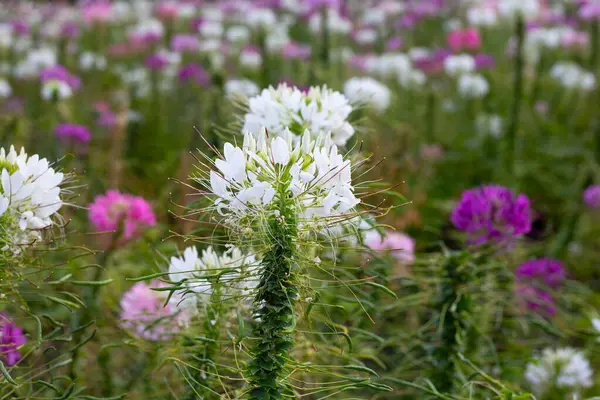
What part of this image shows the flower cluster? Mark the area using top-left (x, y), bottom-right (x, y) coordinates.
top-left (0, 313), bottom-right (27, 366)
top-left (515, 258), bottom-right (566, 315)
top-left (88, 190), bottom-right (156, 242)
top-left (120, 280), bottom-right (186, 341)
top-left (204, 128), bottom-right (360, 235)
top-left (243, 84), bottom-right (355, 146)
top-left (40, 65), bottom-right (81, 100)
top-left (55, 123), bottom-right (92, 146)
top-left (451, 185), bottom-right (532, 245)
top-left (343, 77), bottom-right (391, 113)
top-left (549, 62), bottom-right (596, 91)
top-left (168, 245), bottom-right (257, 325)
top-left (365, 230), bottom-right (415, 263)
top-left (525, 348), bottom-right (593, 396)
top-left (0, 146), bottom-right (64, 256)
top-left (583, 184), bottom-right (600, 209)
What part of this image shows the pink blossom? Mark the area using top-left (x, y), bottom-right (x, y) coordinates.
top-left (561, 30), bottom-right (589, 48)
top-left (156, 1), bottom-right (179, 20)
top-left (120, 281), bottom-right (184, 341)
top-left (88, 190), bottom-right (156, 242)
top-left (366, 231), bottom-right (416, 263)
top-left (82, 1), bottom-right (113, 25)
top-left (0, 313), bottom-right (27, 367)
top-left (448, 28), bottom-right (481, 52)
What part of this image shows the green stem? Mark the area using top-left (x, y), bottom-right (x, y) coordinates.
top-left (247, 185), bottom-right (298, 400)
top-left (590, 20), bottom-right (599, 71)
top-left (184, 288), bottom-right (222, 400)
top-left (69, 248), bottom-right (113, 381)
top-left (506, 15), bottom-right (525, 176)
top-left (319, 6), bottom-right (330, 67)
top-left (431, 252), bottom-right (473, 395)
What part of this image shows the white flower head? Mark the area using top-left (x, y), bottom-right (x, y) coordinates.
top-left (458, 73), bottom-right (489, 98)
top-left (550, 62), bottom-right (596, 91)
top-left (168, 245), bottom-right (257, 325)
top-left (444, 54), bottom-right (476, 77)
top-left (225, 79), bottom-right (260, 100)
top-left (201, 129), bottom-right (360, 237)
top-left (0, 146), bottom-right (65, 256)
top-left (243, 84), bottom-right (355, 147)
top-left (525, 348), bottom-right (593, 397)
top-left (0, 79), bottom-right (12, 98)
top-left (343, 77), bottom-right (391, 113)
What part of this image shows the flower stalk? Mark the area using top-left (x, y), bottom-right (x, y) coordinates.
top-left (505, 15), bottom-right (525, 176)
top-left (247, 182), bottom-right (298, 400)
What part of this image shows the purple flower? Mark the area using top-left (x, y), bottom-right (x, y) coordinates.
top-left (386, 36), bottom-right (403, 51)
top-left (580, 2), bottom-right (600, 20)
top-left (0, 313), bottom-right (27, 367)
top-left (282, 42), bottom-right (312, 60)
top-left (475, 53), bottom-right (496, 70)
top-left (451, 185), bottom-right (532, 245)
top-left (171, 34), bottom-right (200, 53)
top-left (414, 49), bottom-right (451, 75)
top-left (583, 185), bottom-right (600, 208)
top-left (516, 258), bottom-right (566, 288)
top-left (10, 20), bottom-right (29, 36)
top-left (178, 64), bottom-right (210, 87)
top-left (55, 123), bottom-right (92, 145)
top-left (515, 286), bottom-right (557, 316)
top-left (60, 21), bottom-right (80, 39)
top-left (145, 53), bottom-right (170, 72)
top-left (515, 258), bottom-right (566, 316)
top-left (40, 65), bottom-right (81, 90)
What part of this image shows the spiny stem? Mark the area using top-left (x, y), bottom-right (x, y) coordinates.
top-left (247, 184), bottom-right (298, 400)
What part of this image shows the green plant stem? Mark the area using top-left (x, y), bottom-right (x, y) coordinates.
top-left (431, 252), bottom-right (473, 395)
top-left (68, 247), bottom-right (113, 381)
top-left (506, 15), bottom-right (525, 176)
top-left (590, 20), bottom-right (599, 70)
top-left (319, 6), bottom-right (330, 67)
top-left (184, 288), bottom-right (223, 400)
top-left (247, 184), bottom-right (298, 400)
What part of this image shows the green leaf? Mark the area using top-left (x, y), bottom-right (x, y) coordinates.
top-left (343, 364), bottom-right (379, 377)
top-left (364, 282), bottom-right (398, 299)
top-left (0, 360), bottom-right (17, 385)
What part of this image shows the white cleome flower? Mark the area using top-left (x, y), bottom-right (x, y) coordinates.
top-left (525, 348), bottom-right (593, 397)
top-left (444, 54), bottom-right (476, 77)
top-left (0, 146), bottom-right (64, 255)
top-left (457, 73), bottom-right (489, 98)
top-left (168, 245), bottom-right (257, 325)
top-left (202, 129), bottom-right (360, 236)
top-left (343, 77), bottom-right (391, 113)
top-left (225, 79), bottom-right (260, 100)
top-left (550, 62), bottom-right (596, 91)
top-left (498, 0), bottom-right (540, 19)
top-left (243, 84), bottom-right (355, 147)
top-left (0, 79), bottom-right (11, 98)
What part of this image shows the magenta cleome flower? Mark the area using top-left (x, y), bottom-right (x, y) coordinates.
top-left (88, 190), bottom-right (156, 241)
top-left (178, 64), bottom-right (210, 87)
top-left (55, 123), bottom-right (92, 145)
top-left (448, 28), bottom-right (481, 51)
top-left (40, 65), bottom-right (81, 90)
top-left (171, 34), bottom-right (200, 53)
top-left (516, 258), bottom-right (566, 288)
top-left (451, 185), bottom-right (532, 245)
top-left (0, 313), bottom-right (27, 367)
top-left (120, 281), bottom-right (184, 341)
top-left (583, 185), bottom-right (600, 208)
top-left (515, 258), bottom-right (566, 316)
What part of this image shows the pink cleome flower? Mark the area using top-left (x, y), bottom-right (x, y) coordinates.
top-left (88, 190), bottom-right (156, 241)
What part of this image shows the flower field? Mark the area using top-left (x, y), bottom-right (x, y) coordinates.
top-left (1, 0), bottom-right (600, 399)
